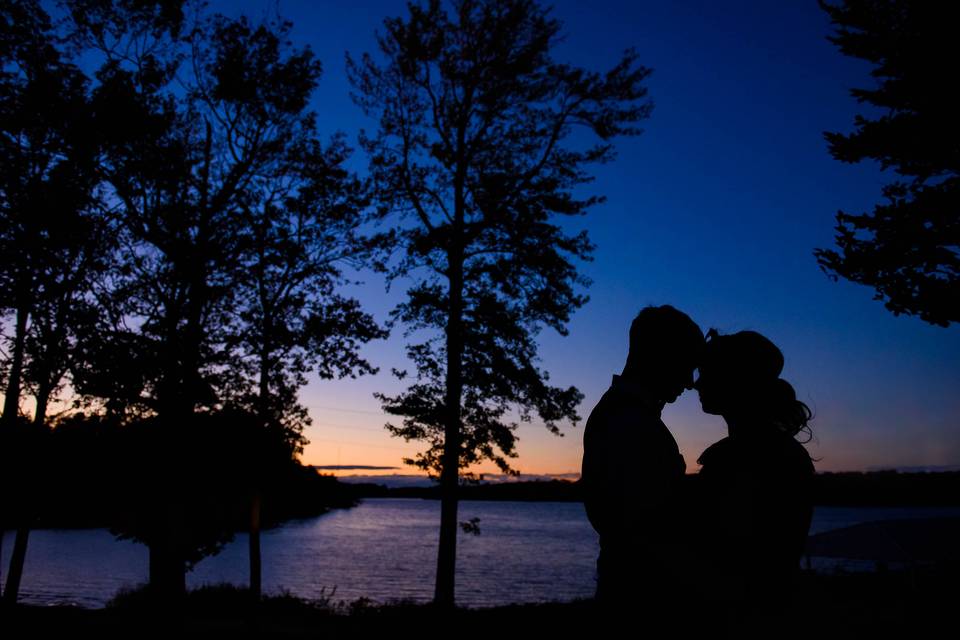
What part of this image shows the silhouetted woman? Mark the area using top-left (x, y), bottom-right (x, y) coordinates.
top-left (692, 329), bottom-right (815, 625)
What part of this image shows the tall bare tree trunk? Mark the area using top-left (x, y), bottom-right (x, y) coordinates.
top-left (0, 529), bottom-right (5, 599)
top-left (250, 347), bottom-right (271, 603)
top-left (435, 149), bottom-right (466, 606)
top-left (148, 472), bottom-right (187, 603)
top-left (249, 490), bottom-right (262, 601)
top-left (2, 305), bottom-right (31, 606)
top-left (145, 282), bottom-right (205, 603)
top-left (435, 257), bottom-right (463, 608)
top-left (1, 306), bottom-right (29, 428)
top-left (148, 541), bottom-right (186, 599)
top-left (32, 383), bottom-right (52, 429)
top-left (148, 392), bottom-right (191, 603)
top-left (1, 389), bottom-right (52, 606)
top-left (2, 524), bottom-right (31, 605)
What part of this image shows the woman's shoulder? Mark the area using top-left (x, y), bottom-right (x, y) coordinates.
top-left (756, 433), bottom-right (815, 482)
top-left (698, 432), bottom-right (813, 472)
top-left (774, 432), bottom-right (814, 462)
top-left (696, 436), bottom-right (736, 468)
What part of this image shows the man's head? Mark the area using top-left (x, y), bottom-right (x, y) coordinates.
top-left (623, 305), bottom-right (704, 403)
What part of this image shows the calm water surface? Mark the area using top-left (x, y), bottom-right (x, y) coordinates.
top-left (3, 499), bottom-right (958, 608)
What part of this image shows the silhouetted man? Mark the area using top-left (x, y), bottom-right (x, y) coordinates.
top-left (581, 305), bottom-right (703, 611)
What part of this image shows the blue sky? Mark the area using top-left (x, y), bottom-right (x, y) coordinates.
top-left (208, 0), bottom-right (960, 475)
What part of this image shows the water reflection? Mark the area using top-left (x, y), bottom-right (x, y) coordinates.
top-left (4, 500), bottom-right (959, 608)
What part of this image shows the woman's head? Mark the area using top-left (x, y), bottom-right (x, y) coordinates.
top-left (695, 329), bottom-right (812, 439)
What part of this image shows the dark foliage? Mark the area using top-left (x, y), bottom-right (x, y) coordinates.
top-left (0, 418), bottom-right (49, 527)
top-left (0, 0), bottom-right (107, 429)
top-left (816, 0), bottom-right (959, 326)
top-left (0, 0), bottom-right (387, 598)
top-left (0, 412), bottom-right (357, 537)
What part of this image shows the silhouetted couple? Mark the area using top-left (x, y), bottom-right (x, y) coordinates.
top-left (581, 305), bottom-right (814, 631)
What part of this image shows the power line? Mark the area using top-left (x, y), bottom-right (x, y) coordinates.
top-left (311, 421), bottom-right (387, 433)
top-left (309, 437), bottom-right (414, 452)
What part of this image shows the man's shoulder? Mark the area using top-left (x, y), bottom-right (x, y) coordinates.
top-left (585, 386), bottom-right (621, 421)
top-left (584, 387), bottom-right (673, 450)
top-left (588, 381), bottom-right (661, 418)
top-left (585, 392), bottom-right (654, 439)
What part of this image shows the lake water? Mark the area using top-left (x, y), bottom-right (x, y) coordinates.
top-left (3, 499), bottom-right (959, 609)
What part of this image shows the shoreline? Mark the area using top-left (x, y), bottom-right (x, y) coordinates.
top-left (4, 570), bottom-right (955, 636)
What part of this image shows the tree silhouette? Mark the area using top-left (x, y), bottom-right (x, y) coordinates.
top-left (74, 4), bottom-right (225, 597)
top-left (221, 17), bottom-right (387, 602)
top-left (349, 0), bottom-right (651, 606)
top-left (0, 0), bottom-right (107, 604)
top-left (815, 0), bottom-right (959, 327)
top-left (0, 0), bottom-right (98, 430)
top-left (66, 2), bottom-right (381, 599)
top-left (233, 135), bottom-right (385, 451)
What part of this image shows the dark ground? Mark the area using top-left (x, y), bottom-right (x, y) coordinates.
top-left (2, 567), bottom-right (955, 638)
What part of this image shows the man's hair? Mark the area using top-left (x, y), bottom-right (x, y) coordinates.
top-left (625, 305), bottom-right (704, 372)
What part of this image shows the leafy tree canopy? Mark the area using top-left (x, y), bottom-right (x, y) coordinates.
top-left (816, 0), bottom-right (959, 326)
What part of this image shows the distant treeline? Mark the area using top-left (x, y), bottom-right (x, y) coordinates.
top-left (14, 470), bottom-right (955, 529)
top-left (1, 416), bottom-right (361, 533)
top-left (808, 471), bottom-right (960, 507)
top-left (348, 479), bottom-right (582, 502)
top-left (29, 466), bottom-right (360, 531)
top-left (346, 471), bottom-right (960, 507)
